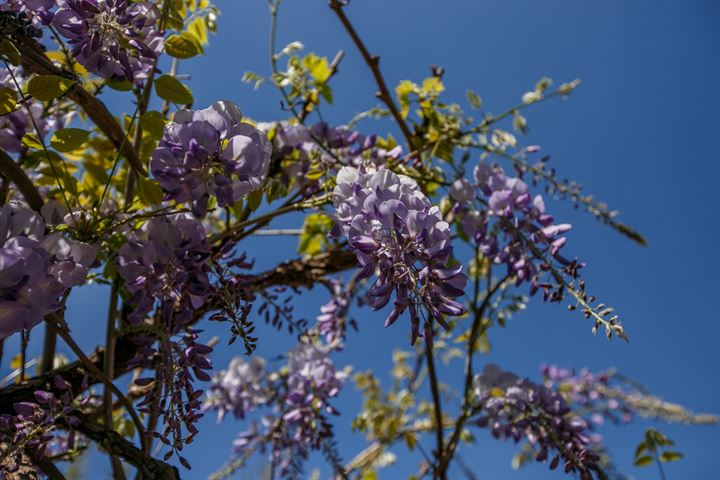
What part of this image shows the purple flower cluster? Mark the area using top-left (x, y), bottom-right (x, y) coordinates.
top-left (0, 66), bottom-right (65, 153)
top-left (117, 215), bottom-right (211, 326)
top-left (1, 0), bottom-right (54, 27)
top-left (52, 0), bottom-right (163, 82)
top-left (206, 342), bottom-right (347, 476)
top-left (458, 163), bottom-right (581, 297)
top-left (473, 364), bottom-right (601, 479)
top-left (259, 121), bottom-right (403, 192)
top-left (151, 102), bottom-right (272, 217)
top-left (333, 167), bottom-right (466, 343)
top-left (0, 375), bottom-right (86, 475)
top-left (133, 329), bottom-right (212, 469)
top-left (0, 203), bottom-right (96, 339)
top-left (316, 278), bottom-right (354, 347)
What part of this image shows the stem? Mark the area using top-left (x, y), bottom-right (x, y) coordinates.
top-left (423, 325), bottom-right (445, 479)
top-left (39, 326), bottom-right (57, 374)
top-left (438, 272), bottom-right (511, 476)
top-left (48, 319), bottom-right (148, 452)
top-left (328, 0), bottom-right (416, 155)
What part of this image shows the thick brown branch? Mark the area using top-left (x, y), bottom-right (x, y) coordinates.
top-left (0, 148), bottom-right (43, 211)
top-left (61, 412), bottom-right (180, 480)
top-left (12, 34), bottom-right (146, 176)
top-left (0, 250), bottom-right (357, 412)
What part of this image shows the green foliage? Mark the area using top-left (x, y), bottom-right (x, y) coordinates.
top-left (50, 128), bottom-right (90, 153)
top-left (165, 33), bottom-right (203, 59)
top-left (155, 75), bottom-right (194, 105)
top-left (634, 428), bottom-right (684, 469)
top-left (0, 86), bottom-right (17, 114)
top-left (297, 213), bottom-right (333, 255)
top-left (26, 75), bottom-right (75, 101)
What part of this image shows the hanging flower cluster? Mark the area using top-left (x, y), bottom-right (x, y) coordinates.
top-left (457, 162), bottom-right (582, 298)
top-left (333, 166), bottom-right (467, 343)
top-left (117, 215), bottom-right (211, 326)
top-left (473, 364), bottom-right (601, 479)
top-left (151, 101), bottom-right (272, 217)
top-left (117, 216), bottom-right (214, 467)
top-left (0, 203), bottom-right (96, 339)
top-left (0, 66), bottom-right (66, 154)
top-left (0, 375), bottom-right (88, 476)
top-left (315, 277), bottom-right (355, 347)
top-left (206, 342), bottom-right (348, 477)
top-left (51, 0), bottom-right (164, 82)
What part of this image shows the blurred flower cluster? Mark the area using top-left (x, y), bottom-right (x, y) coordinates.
top-left (473, 364), bottom-right (601, 479)
top-left (206, 342), bottom-right (348, 477)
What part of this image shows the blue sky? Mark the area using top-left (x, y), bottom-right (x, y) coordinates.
top-left (5, 0), bottom-right (720, 478)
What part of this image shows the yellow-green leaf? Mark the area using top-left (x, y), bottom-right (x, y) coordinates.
top-left (0, 40), bottom-right (21, 65)
top-left (634, 455), bottom-right (653, 467)
top-left (107, 80), bottom-right (133, 91)
top-left (165, 33), bottom-right (202, 59)
top-left (660, 451), bottom-right (683, 462)
top-left (21, 133), bottom-right (43, 149)
top-left (155, 75), bottom-right (194, 105)
top-left (27, 75), bottom-right (75, 101)
top-left (51, 128), bottom-right (90, 152)
top-left (140, 111), bottom-right (167, 140)
top-left (0, 87), bottom-right (17, 115)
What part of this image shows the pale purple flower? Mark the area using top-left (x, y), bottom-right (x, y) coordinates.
top-left (333, 167), bottom-right (467, 343)
top-left (1, 0), bottom-right (54, 27)
top-left (151, 102), bottom-right (271, 217)
top-left (473, 364), bottom-right (601, 479)
top-left (52, 0), bottom-right (163, 82)
top-left (0, 203), bottom-right (95, 339)
top-left (117, 215), bottom-right (211, 326)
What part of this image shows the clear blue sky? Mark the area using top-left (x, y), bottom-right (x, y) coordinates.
top-left (6, 0), bottom-right (720, 478)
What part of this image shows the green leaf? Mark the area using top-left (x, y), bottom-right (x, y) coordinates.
top-left (303, 53), bottom-right (331, 83)
top-left (298, 213), bottom-right (333, 255)
top-left (51, 128), bottom-right (90, 152)
top-left (0, 87), bottom-right (17, 115)
top-left (634, 441), bottom-right (647, 458)
top-left (155, 75), bottom-right (194, 105)
top-left (136, 176), bottom-right (164, 206)
top-left (395, 80), bottom-right (417, 119)
top-left (107, 80), bottom-right (133, 91)
top-left (21, 133), bottom-right (43, 149)
top-left (27, 75), bottom-right (75, 101)
top-left (466, 89), bottom-right (483, 109)
top-left (634, 455), bottom-right (653, 467)
top-left (246, 189), bottom-right (262, 212)
top-left (0, 40), bottom-right (21, 65)
top-left (660, 451), bottom-right (683, 462)
top-left (140, 111), bottom-right (167, 140)
top-left (164, 33), bottom-right (202, 59)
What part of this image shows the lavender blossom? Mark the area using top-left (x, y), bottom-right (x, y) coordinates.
top-left (207, 343), bottom-right (347, 477)
top-left (333, 167), bottom-right (467, 343)
top-left (316, 278), bottom-right (355, 347)
top-left (0, 203), bottom-right (96, 339)
top-left (473, 364), bottom-right (601, 479)
top-left (52, 0), bottom-right (163, 82)
top-left (0, 375), bottom-right (87, 475)
top-left (150, 102), bottom-right (271, 217)
top-left (459, 162), bottom-right (582, 299)
top-left (117, 215), bottom-right (211, 326)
